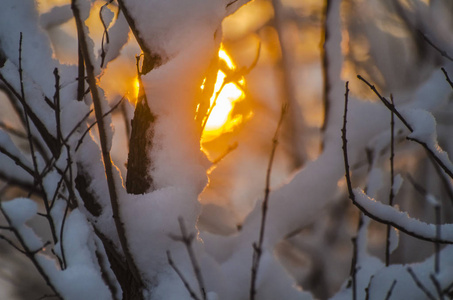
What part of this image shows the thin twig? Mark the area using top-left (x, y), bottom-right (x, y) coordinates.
top-left (364, 275), bottom-right (374, 300)
top-left (0, 200), bottom-right (62, 299)
top-left (99, 1), bottom-right (111, 68)
top-left (0, 234), bottom-right (26, 254)
top-left (170, 217), bottom-right (207, 300)
top-left (18, 33), bottom-right (59, 247)
top-left (167, 250), bottom-right (201, 300)
top-left (429, 274), bottom-right (445, 300)
top-left (441, 68), bottom-right (453, 89)
top-left (0, 145), bottom-right (34, 176)
top-left (53, 68), bottom-right (62, 143)
top-left (385, 95), bottom-right (395, 266)
top-left (419, 31), bottom-right (453, 62)
top-left (406, 267), bottom-right (435, 300)
top-left (384, 280), bottom-right (397, 300)
top-left (250, 103), bottom-right (287, 300)
top-left (358, 75), bottom-right (453, 180)
top-left (341, 81), bottom-right (353, 197)
top-left (75, 97), bottom-right (124, 151)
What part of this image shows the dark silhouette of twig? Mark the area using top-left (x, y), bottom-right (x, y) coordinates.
top-left (384, 280), bottom-right (397, 300)
top-left (0, 199), bottom-right (62, 299)
top-left (419, 31), bottom-right (453, 62)
top-left (364, 275), bottom-right (374, 300)
top-left (53, 68), bottom-right (62, 143)
top-left (167, 250), bottom-right (201, 300)
top-left (63, 109), bottom-right (93, 144)
top-left (99, 0), bottom-right (114, 68)
top-left (358, 75), bottom-right (453, 180)
top-left (0, 145), bottom-right (34, 176)
top-left (341, 81), bottom-right (453, 244)
top-left (18, 33), bottom-right (59, 248)
top-left (441, 67), bottom-right (453, 89)
top-left (0, 234), bottom-right (26, 254)
top-left (72, 1), bottom-right (143, 290)
top-left (385, 95), bottom-right (395, 266)
top-left (75, 96), bottom-right (124, 152)
top-left (430, 274), bottom-right (445, 300)
top-left (320, 0), bottom-right (332, 142)
top-left (341, 81), bottom-right (353, 197)
top-left (407, 267), bottom-right (435, 300)
top-left (0, 73), bottom-right (60, 158)
top-left (169, 217), bottom-right (207, 300)
top-left (250, 103), bottom-right (287, 300)
top-left (350, 236), bottom-right (357, 300)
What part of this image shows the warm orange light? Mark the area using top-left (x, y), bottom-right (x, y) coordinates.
top-left (134, 78), bottom-right (140, 100)
top-left (201, 46), bottom-right (250, 142)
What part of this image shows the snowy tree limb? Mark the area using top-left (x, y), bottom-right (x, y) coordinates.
top-left (71, 1), bottom-right (144, 297)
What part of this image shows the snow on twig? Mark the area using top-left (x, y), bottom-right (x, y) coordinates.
top-left (342, 81), bottom-right (453, 244)
top-left (357, 75), bottom-right (453, 180)
top-left (71, 0), bottom-right (143, 289)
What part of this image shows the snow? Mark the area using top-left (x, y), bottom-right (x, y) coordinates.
top-left (353, 189), bottom-right (453, 242)
top-left (1, 198), bottom-right (37, 227)
top-left (40, 4), bottom-right (73, 29)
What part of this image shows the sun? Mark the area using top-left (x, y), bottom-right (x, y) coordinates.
top-left (201, 45), bottom-right (250, 143)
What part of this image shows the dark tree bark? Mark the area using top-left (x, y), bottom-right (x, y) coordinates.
top-left (126, 97), bottom-right (155, 194)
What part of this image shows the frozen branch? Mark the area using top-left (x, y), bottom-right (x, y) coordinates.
top-left (71, 0), bottom-right (143, 293)
top-left (342, 81), bottom-right (453, 244)
top-left (116, 0), bottom-right (162, 74)
top-left (357, 75), bottom-right (453, 180)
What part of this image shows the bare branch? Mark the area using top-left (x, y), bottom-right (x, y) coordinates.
top-left (357, 75), bottom-right (453, 180)
top-left (167, 250), bottom-right (201, 300)
top-left (177, 217), bottom-right (207, 300)
top-left (0, 201), bottom-right (62, 298)
top-left (384, 280), bottom-right (397, 300)
top-left (75, 97), bottom-right (124, 152)
top-left (441, 67), bottom-right (453, 90)
top-left (250, 103), bottom-right (286, 300)
top-left (430, 274), bottom-right (445, 300)
top-left (385, 95), bottom-right (395, 266)
top-left (407, 267), bottom-right (435, 300)
top-left (418, 31), bottom-right (453, 62)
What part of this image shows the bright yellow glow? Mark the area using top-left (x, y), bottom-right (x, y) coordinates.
top-left (202, 46), bottom-right (249, 142)
top-left (134, 78), bottom-right (140, 100)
